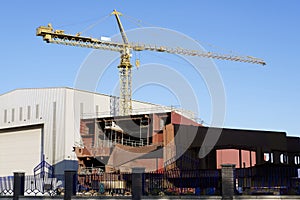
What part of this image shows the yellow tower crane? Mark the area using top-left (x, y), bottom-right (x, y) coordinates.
top-left (36, 9), bottom-right (266, 116)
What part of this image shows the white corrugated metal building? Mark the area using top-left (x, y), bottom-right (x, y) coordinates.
top-left (0, 87), bottom-right (176, 176)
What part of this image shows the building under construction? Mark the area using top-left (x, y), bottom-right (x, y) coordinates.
top-left (0, 87), bottom-right (299, 195)
top-left (0, 87), bottom-right (180, 176)
top-left (34, 9), bottom-right (297, 176)
top-left (1, 10), bottom-right (300, 196)
top-left (75, 111), bottom-right (300, 174)
top-left (4, 88), bottom-right (298, 177)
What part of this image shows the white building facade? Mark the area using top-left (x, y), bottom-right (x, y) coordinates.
top-left (0, 87), bottom-right (176, 176)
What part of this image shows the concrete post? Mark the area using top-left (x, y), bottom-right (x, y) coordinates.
top-left (132, 167), bottom-right (145, 200)
top-left (221, 164), bottom-right (235, 200)
top-left (64, 170), bottom-right (77, 200)
top-left (13, 172), bottom-right (25, 200)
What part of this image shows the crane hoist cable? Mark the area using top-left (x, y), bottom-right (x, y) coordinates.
top-left (79, 15), bottom-right (110, 36)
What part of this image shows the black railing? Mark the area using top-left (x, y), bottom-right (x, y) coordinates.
top-left (2, 165), bottom-right (299, 197)
top-left (76, 169), bottom-right (221, 196)
top-left (77, 172), bottom-right (132, 196)
top-left (235, 165), bottom-right (300, 195)
top-left (144, 170), bottom-right (221, 196)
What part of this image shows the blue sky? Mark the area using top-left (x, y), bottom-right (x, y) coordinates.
top-left (0, 1), bottom-right (299, 136)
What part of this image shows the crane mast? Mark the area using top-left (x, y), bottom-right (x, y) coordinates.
top-left (111, 9), bottom-right (132, 116)
top-left (36, 10), bottom-right (266, 116)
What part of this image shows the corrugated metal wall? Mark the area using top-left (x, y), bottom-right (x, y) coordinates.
top-left (0, 87), bottom-right (184, 173)
top-left (0, 88), bottom-right (66, 166)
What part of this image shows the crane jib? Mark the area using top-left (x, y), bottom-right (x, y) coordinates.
top-left (37, 26), bottom-right (266, 66)
top-left (36, 13), bottom-right (266, 116)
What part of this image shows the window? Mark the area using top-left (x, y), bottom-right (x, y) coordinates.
top-left (270, 153), bottom-right (274, 163)
top-left (264, 153), bottom-right (269, 162)
top-left (19, 107), bottom-right (23, 121)
top-left (4, 109), bottom-right (7, 123)
top-left (27, 106), bottom-right (31, 120)
top-left (36, 104), bottom-right (39, 119)
top-left (216, 149), bottom-right (240, 169)
top-left (159, 118), bottom-right (165, 129)
top-left (80, 103), bottom-right (84, 116)
top-left (295, 156), bottom-right (300, 165)
top-left (280, 153), bottom-right (288, 164)
top-left (96, 105), bottom-right (99, 116)
top-left (11, 108), bottom-right (15, 122)
top-left (264, 152), bottom-right (273, 163)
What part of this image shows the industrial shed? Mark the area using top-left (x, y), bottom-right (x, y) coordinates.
top-left (0, 87), bottom-right (177, 176)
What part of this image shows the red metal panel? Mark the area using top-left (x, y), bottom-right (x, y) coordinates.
top-left (171, 111), bottom-right (201, 126)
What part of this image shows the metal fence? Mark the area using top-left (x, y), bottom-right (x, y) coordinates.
top-left (77, 172), bottom-right (132, 196)
top-left (144, 169), bottom-right (221, 196)
top-left (2, 166), bottom-right (299, 197)
top-left (0, 176), bottom-right (13, 196)
top-left (76, 169), bottom-right (221, 196)
top-left (0, 175), bottom-right (62, 196)
top-left (235, 165), bottom-right (300, 195)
